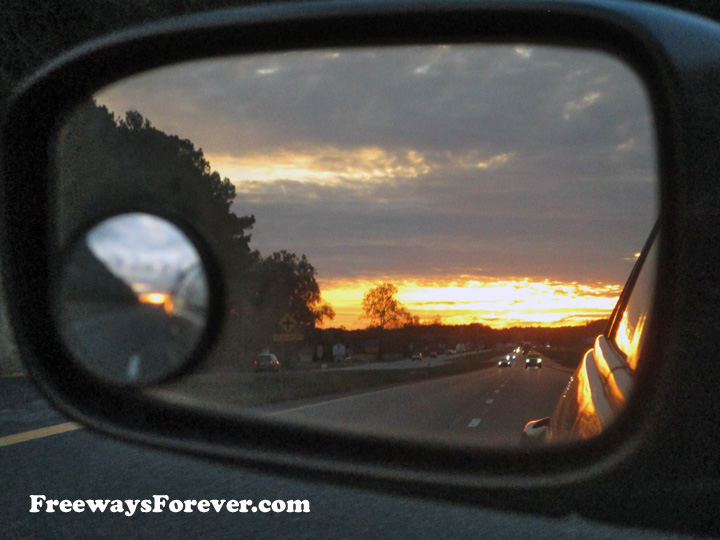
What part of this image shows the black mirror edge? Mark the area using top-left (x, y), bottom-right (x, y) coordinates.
top-left (3, 1), bottom-right (720, 536)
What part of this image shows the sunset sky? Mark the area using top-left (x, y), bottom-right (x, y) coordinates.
top-left (95, 44), bottom-right (657, 329)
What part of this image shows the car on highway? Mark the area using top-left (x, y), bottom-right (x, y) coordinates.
top-left (411, 352), bottom-right (423, 361)
top-left (254, 353), bottom-right (280, 372)
top-left (498, 355), bottom-right (512, 367)
top-left (524, 354), bottom-right (542, 369)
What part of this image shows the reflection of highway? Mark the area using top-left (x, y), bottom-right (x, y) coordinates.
top-left (265, 354), bottom-right (572, 446)
top-left (64, 303), bottom-right (202, 383)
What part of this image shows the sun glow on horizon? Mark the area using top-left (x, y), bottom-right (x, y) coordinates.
top-left (318, 277), bottom-right (620, 330)
top-left (138, 291), bottom-right (174, 315)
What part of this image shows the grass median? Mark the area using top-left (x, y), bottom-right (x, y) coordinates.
top-left (165, 351), bottom-right (499, 408)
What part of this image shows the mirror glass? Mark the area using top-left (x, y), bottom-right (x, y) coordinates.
top-left (56, 213), bottom-right (209, 386)
top-left (53, 45), bottom-right (657, 445)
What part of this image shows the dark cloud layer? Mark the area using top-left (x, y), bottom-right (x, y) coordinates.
top-left (96, 45), bottom-right (657, 287)
top-left (232, 173), bottom-right (651, 284)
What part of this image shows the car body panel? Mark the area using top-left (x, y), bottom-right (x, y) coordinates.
top-left (527, 228), bottom-right (658, 443)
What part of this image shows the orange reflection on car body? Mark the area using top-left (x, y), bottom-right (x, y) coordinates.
top-left (592, 336), bottom-right (633, 415)
top-left (568, 335), bottom-right (634, 440)
top-left (572, 349), bottom-right (604, 439)
top-left (614, 309), bottom-right (649, 371)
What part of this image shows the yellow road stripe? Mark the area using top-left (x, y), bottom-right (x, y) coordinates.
top-left (0, 422), bottom-right (83, 447)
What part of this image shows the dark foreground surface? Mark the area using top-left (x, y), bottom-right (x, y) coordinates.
top-left (0, 376), bottom-right (700, 540)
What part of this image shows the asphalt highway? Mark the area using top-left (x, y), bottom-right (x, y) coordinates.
top-left (62, 303), bottom-right (201, 384)
top-left (266, 354), bottom-right (572, 446)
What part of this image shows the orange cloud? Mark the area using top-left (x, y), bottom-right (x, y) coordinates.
top-left (476, 152), bottom-right (515, 169)
top-left (206, 146), bottom-right (430, 185)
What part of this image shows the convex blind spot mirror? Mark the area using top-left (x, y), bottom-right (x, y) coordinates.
top-left (52, 44), bottom-right (658, 445)
top-left (55, 212), bottom-right (210, 386)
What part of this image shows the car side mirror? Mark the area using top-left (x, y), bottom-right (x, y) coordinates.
top-left (3, 1), bottom-right (720, 536)
top-left (521, 417), bottom-right (550, 445)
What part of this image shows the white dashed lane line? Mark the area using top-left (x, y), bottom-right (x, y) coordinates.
top-left (466, 377), bottom-right (509, 428)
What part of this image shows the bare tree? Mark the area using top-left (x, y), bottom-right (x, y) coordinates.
top-left (360, 283), bottom-right (414, 330)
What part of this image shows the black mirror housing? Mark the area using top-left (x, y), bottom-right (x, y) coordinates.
top-left (3, 1), bottom-right (720, 536)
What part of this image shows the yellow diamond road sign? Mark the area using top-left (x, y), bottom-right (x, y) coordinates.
top-left (279, 314), bottom-right (296, 333)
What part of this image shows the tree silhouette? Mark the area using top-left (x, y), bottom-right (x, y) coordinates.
top-left (361, 283), bottom-right (414, 330)
top-left (252, 250), bottom-right (335, 329)
top-left (54, 102), bottom-right (335, 368)
top-left (55, 104), bottom-right (256, 265)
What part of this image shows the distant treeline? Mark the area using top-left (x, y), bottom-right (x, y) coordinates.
top-left (310, 319), bottom-right (607, 359)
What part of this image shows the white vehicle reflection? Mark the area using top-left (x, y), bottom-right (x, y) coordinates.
top-left (522, 227), bottom-right (657, 443)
